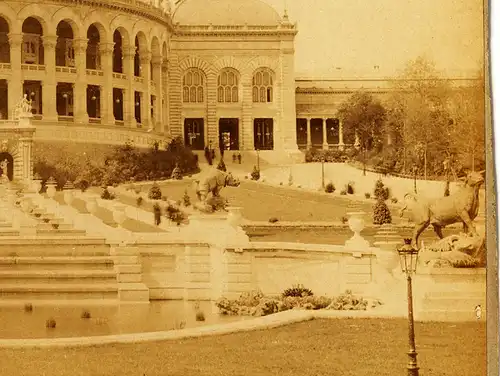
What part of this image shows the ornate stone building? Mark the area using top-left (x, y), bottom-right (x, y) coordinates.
top-left (0, 0), bottom-right (480, 161)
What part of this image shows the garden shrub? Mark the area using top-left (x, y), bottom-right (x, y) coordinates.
top-left (365, 192), bottom-right (371, 199)
top-left (148, 183), bottom-right (162, 200)
top-left (373, 179), bottom-right (390, 201)
top-left (282, 284), bottom-right (313, 298)
top-left (268, 217), bottom-right (279, 223)
top-left (136, 196), bottom-right (143, 207)
top-left (444, 180), bottom-right (450, 197)
top-left (33, 137), bottom-right (199, 188)
top-left (166, 203), bottom-right (188, 225)
top-left (250, 166), bottom-right (260, 181)
top-left (305, 148), bottom-right (346, 163)
top-left (325, 182), bottom-right (335, 193)
top-left (216, 289), bottom-right (370, 317)
top-left (340, 190), bottom-right (347, 195)
top-left (100, 188), bottom-right (115, 200)
top-left (346, 182), bottom-right (355, 194)
top-left (373, 200), bottom-right (392, 225)
top-left (391, 197), bottom-right (398, 204)
top-left (183, 190), bottom-right (191, 207)
top-left (216, 159), bottom-right (227, 172)
top-left (153, 203), bottom-right (162, 226)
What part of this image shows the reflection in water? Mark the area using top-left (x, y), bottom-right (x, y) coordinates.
top-left (0, 301), bottom-right (246, 339)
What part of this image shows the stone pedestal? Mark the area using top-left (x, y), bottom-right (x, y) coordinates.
top-left (344, 211), bottom-right (370, 256)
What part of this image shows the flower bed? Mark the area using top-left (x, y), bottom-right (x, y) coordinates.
top-left (215, 289), bottom-right (382, 317)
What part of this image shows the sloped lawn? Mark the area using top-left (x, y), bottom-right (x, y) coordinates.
top-left (1, 318), bottom-right (486, 376)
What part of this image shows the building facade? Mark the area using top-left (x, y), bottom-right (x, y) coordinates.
top-left (0, 0), bottom-right (480, 160)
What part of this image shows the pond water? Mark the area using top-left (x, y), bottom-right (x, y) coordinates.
top-left (0, 301), bottom-right (247, 339)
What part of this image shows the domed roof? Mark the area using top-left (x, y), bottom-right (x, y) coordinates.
top-left (173, 0), bottom-right (281, 26)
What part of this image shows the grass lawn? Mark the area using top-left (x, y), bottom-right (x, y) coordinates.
top-left (1, 318), bottom-right (486, 376)
top-left (124, 179), bottom-right (403, 224)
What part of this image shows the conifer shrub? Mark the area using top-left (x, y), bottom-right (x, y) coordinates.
top-left (250, 166), bottom-right (260, 181)
top-left (325, 182), bottom-right (335, 193)
top-left (148, 183), bottom-right (162, 200)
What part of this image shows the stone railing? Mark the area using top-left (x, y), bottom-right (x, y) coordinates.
top-left (33, 122), bottom-right (168, 148)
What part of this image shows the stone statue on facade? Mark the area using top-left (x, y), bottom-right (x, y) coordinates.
top-left (400, 170), bottom-right (486, 267)
top-left (192, 168), bottom-right (240, 213)
top-left (0, 159), bottom-right (10, 184)
top-left (12, 94), bottom-right (33, 121)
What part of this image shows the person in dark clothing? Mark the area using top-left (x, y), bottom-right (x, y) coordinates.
top-left (211, 148), bottom-right (216, 160)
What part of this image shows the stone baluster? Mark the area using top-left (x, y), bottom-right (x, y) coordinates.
top-left (306, 117), bottom-right (312, 149)
top-left (7, 33), bottom-right (23, 119)
top-left (322, 117), bottom-right (328, 150)
top-left (41, 35), bottom-right (58, 121)
top-left (73, 38), bottom-right (89, 124)
top-left (100, 43), bottom-right (115, 125)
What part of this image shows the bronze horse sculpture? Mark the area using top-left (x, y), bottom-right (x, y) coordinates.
top-left (400, 170), bottom-right (485, 249)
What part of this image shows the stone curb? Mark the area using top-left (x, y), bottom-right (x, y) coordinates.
top-left (0, 308), bottom-right (429, 349)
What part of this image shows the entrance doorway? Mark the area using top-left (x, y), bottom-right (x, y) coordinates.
top-left (253, 118), bottom-right (273, 150)
top-left (0, 152), bottom-right (14, 181)
top-left (218, 118), bottom-right (239, 151)
top-left (184, 118), bottom-right (204, 150)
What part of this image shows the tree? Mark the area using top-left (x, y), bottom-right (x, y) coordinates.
top-left (385, 56), bottom-right (453, 178)
top-left (447, 70), bottom-right (485, 172)
top-left (337, 92), bottom-right (386, 175)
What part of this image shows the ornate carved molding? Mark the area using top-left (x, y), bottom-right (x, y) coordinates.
top-left (7, 33), bottom-right (22, 48)
top-left (41, 35), bottom-right (58, 49)
top-left (99, 42), bottom-right (115, 56)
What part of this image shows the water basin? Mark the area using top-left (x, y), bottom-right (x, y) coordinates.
top-left (0, 301), bottom-right (248, 339)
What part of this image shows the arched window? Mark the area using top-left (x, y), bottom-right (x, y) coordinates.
top-left (217, 69), bottom-right (239, 103)
top-left (182, 68), bottom-right (205, 103)
top-left (252, 68), bottom-right (273, 103)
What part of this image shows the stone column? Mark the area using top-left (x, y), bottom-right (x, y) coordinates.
top-left (338, 119), bottom-right (345, 150)
top-left (167, 54), bottom-right (182, 137)
top-left (161, 60), bottom-right (169, 134)
top-left (123, 46), bottom-right (136, 128)
top-left (140, 50), bottom-right (152, 129)
top-left (206, 72), bottom-right (217, 146)
top-left (7, 33), bottom-right (23, 119)
top-left (99, 43), bottom-right (115, 125)
top-left (73, 38), bottom-right (88, 124)
top-left (241, 79), bottom-right (253, 150)
top-left (19, 137), bottom-right (33, 182)
top-left (322, 117), bottom-right (328, 150)
top-left (354, 131), bottom-right (360, 149)
top-left (152, 56), bottom-right (163, 132)
top-left (306, 117), bottom-right (312, 149)
top-left (41, 35), bottom-right (58, 121)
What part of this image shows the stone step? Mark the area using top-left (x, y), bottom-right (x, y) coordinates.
top-left (0, 256), bottom-right (115, 270)
top-left (36, 225), bottom-right (87, 236)
top-left (0, 243), bottom-right (110, 257)
top-left (0, 270), bottom-right (117, 284)
top-left (0, 230), bottom-right (20, 236)
top-left (36, 223), bottom-right (73, 231)
top-left (0, 299), bottom-right (121, 308)
top-left (425, 289), bottom-right (486, 299)
top-left (0, 283), bottom-right (119, 300)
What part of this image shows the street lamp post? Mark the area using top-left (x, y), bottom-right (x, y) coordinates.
top-left (256, 148), bottom-right (260, 170)
top-left (397, 238), bottom-right (420, 376)
top-left (321, 156), bottom-right (325, 189)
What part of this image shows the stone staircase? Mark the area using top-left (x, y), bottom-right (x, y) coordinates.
top-left (0, 237), bottom-right (119, 306)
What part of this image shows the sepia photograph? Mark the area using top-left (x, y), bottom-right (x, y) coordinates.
top-left (0, 0), bottom-right (496, 374)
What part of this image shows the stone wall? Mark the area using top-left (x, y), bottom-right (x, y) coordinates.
top-left (138, 241), bottom-right (377, 301)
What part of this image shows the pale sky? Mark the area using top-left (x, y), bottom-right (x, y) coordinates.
top-left (263, 0), bottom-right (485, 78)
